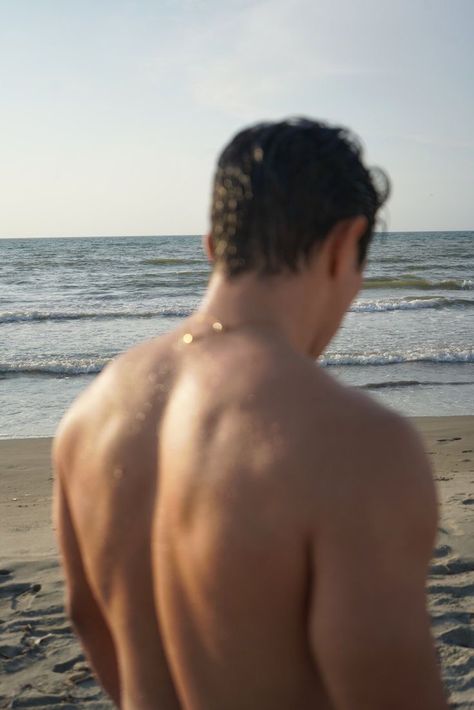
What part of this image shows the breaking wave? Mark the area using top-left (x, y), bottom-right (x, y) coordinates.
top-left (0, 306), bottom-right (194, 324)
top-left (2, 296), bottom-right (472, 325)
top-left (322, 349), bottom-right (474, 367)
top-left (2, 348), bottom-right (474, 379)
top-left (0, 357), bottom-right (109, 377)
top-left (364, 276), bottom-right (473, 290)
top-left (359, 379), bottom-right (474, 390)
top-left (351, 297), bottom-right (473, 313)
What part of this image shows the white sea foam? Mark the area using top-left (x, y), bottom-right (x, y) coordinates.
top-left (2, 348), bottom-right (473, 378)
top-left (0, 357), bottom-right (108, 376)
top-left (322, 349), bottom-right (474, 367)
top-left (1, 296), bottom-right (471, 324)
top-left (351, 297), bottom-right (473, 313)
top-left (0, 306), bottom-right (194, 324)
top-left (364, 276), bottom-right (473, 290)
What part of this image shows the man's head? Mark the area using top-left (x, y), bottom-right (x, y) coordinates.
top-left (209, 118), bottom-right (389, 278)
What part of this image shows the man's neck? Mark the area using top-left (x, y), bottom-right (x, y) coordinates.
top-left (197, 269), bottom-right (331, 358)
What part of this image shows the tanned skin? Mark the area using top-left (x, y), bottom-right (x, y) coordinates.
top-left (53, 217), bottom-right (448, 709)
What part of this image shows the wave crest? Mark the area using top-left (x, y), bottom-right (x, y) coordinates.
top-left (0, 357), bottom-right (108, 376)
top-left (360, 379), bottom-right (474, 390)
top-left (0, 306), bottom-right (194, 324)
top-left (322, 349), bottom-right (474, 367)
top-left (3, 295), bottom-right (472, 325)
top-left (364, 276), bottom-right (473, 290)
top-left (2, 347), bottom-right (473, 378)
top-left (351, 297), bottom-right (473, 313)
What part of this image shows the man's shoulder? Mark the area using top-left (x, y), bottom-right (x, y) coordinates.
top-left (297, 374), bottom-right (435, 534)
top-left (53, 333), bottom-right (175, 471)
top-left (322, 380), bottom-right (428, 478)
top-left (264, 357), bottom-right (405, 438)
top-left (229, 350), bottom-right (411, 442)
top-left (236, 354), bottom-right (421, 465)
top-left (291, 363), bottom-right (419, 448)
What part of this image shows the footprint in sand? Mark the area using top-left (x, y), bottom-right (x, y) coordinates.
top-left (0, 580), bottom-right (42, 612)
top-left (437, 559), bottom-right (474, 575)
top-left (67, 664), bottom-right (97, 689)
top-left (0, 581), bottom-right (30, 599)
top-left (431, 553), bottom-right (474, 576)
top-left (0, 643), bottom-right (25, 660)
top-left (429, 563), bottom-right (474, 595)
top-left (52, 653), bottom-right (86, 673)
top-left (430, 542), bottom-right (474, 576)
top-left (10, 692), bottom-right (72, 707)
top-left (439, 625), bottom-right (474, 649)
top-left (52, 654), bottom-right (96, 689)
top-left (434, 544), bottom-right (453, 559)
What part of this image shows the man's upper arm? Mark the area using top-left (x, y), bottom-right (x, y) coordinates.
top-left (52, 431), bottom-right (121, 705)
top-left (52, 426), bottom-right (109, 623)
top-left (52, 463), bottom-right (93, 622)
top-left (308, 414), bottom-right (448, 710)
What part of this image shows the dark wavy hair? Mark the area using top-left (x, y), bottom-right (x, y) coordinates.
top-left (210, 118), bottom-right (390, 277)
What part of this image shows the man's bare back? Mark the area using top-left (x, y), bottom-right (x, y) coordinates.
top-left (54, 318), bottom-right (445, 709)
top-left (53, 119), bottom-right (448, 709)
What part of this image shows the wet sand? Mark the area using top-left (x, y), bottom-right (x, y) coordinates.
top-left (1, 417), bottom-right (473, 708)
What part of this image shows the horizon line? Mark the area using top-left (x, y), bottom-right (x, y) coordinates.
top-left (1, 229), bottom-right (473, 241)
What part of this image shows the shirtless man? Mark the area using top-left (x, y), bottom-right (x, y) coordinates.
top-left (53, 118), bottom-right (448, 709)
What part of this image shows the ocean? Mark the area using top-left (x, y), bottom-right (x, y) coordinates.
top-left (1, 232), bottom-right (473, 439)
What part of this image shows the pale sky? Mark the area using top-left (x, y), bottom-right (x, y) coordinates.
top-left (0, 0), bottom-right (473, 238)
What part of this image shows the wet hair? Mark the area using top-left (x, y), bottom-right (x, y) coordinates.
top-left (210, 117), bottom-right (390, 277)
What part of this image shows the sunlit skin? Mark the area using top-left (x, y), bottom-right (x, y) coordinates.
top-left (53, 216), bottom-right (448, 709)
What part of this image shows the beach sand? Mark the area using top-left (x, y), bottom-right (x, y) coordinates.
top-left (0, 417), bottom-right (473, 708)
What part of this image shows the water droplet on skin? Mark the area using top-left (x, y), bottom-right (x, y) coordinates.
top-left (183, 333), bottom-right (193, 344)
top-left (113, 468), bottom-right (123, 481)
top-left (212, 321), bottom-right (223, 332)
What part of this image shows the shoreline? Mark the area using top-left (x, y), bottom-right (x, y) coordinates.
top-left (1, 416), bottom-right (474, 708)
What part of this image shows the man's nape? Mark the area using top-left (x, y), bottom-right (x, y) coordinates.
top-left (201, 214), bottom-right (367, 360)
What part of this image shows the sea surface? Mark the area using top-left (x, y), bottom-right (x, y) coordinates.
top-left (1, 232), bottom-right (473, 439)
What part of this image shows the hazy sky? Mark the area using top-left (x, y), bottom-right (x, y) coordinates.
top-left (1, 0), bottom-right (473, 237)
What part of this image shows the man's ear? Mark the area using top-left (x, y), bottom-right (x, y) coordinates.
top-left (203, 233), bottom-right (215, 263)
top-left (328, 216), bottom-right (368, 278)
